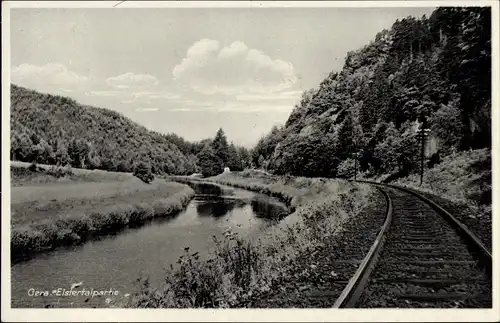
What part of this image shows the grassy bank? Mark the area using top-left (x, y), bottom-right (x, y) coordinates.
top-left (394, 148), bottom-right (492, 251)
top-left (11, 161), bottom-right (134, 186)
top-left (11, 166), bottom-right (195, 260)
top-left (123, 173), bottom-right (375, 308)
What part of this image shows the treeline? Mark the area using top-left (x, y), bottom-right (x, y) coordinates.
top-left (253, 7), bottom-right (491, 179)
top-left (10, 84), bottom-right (200, 175)
top-left (192, 129), bottom-right (252, 177)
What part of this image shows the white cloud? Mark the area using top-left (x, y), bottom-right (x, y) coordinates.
top-left (106, 72), bottom-right (159, 89)
top-left (135, 107), bottom-right (159, 112)
top-left (235, 90), bottom-right (302, 102)
top-left (172, 39), bottom-right (297, 96)
top-left (170, 108), bottom-right (193, 112)
top-left (176, 99), bottom-right (222, 108)
top-left (60, 88), bottom-right (76, 93)
top-left (121, 98), bottom-right (151, 105)
top-left (85, 90), bottom-right (119, 97)
top-left (119, 90), bottom-right (182, 105)
top-left (217, 101), bottom-right (294, 113)
top-left (148, 93), bottom-right (181, 100)
top-left (11, 63), bottom-right (90, 91)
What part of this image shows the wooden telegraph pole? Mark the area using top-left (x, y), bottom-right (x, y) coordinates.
top-left (416, 117), bottom-right (431, 186)
top-left (354, 152), bottom-right (357, 181)
top-left (352, 150), bottom-right (362, 181)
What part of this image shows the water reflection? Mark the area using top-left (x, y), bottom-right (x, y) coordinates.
top-left (196, 199), bottom-right (245, 218)
top-left (190, 182), bottom-right (285, 220)
top-left (251, 198), bottom-right (288, 220)
top-left (187, 182), bottom-right (226, 197)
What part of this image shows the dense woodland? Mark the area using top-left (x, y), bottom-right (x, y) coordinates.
top-left (10, 85), bottom-right (250, 176)
top-left (252, 7), bottom-right (491, 179)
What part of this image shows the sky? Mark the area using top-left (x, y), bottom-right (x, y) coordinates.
top-left (10, 6), bottom-right (436, 147)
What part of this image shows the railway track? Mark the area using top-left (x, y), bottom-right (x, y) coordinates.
top-left (334, 182), bottom-right (492, 308)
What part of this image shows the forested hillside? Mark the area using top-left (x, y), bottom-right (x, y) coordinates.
top-left (10, 84), bottom-right (252, 176)
top-left (10, 84), bottom-right (198, 175)
top-left (253, 7), bottom-right (491, 179)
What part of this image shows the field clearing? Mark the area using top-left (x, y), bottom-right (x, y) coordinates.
top-left (11, 180), bottom-right (187, 228)
top-left (11, 161), bottom-right (134, 186)
top-left (10, 164), bottom-right (195, 258)
top-left (11, 176), bottom-right (174, 204)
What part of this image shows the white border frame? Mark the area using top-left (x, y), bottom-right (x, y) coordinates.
top-left (2, 1), bottom-right (499, 322)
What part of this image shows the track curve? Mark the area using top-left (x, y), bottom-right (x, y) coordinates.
top-left (335, 182), bottom-right (492, 308)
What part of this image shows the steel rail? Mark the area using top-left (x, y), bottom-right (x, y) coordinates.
top-left (333, 180), bottom-right (492, 308)
top-left (359, 180), bottom-right (492, 279)
top-left (332, 186), bottom-right (393, 308)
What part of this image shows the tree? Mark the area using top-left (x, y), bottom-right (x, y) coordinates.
top-left (268, 130), bottom-right (339, 178)
top-left (257, 155), bottom-right (265, 169)
top-left (238, 147), bottom-right (252, 169)
top-left (68, 138), bottom-right (90, 168)
top-left (373, 122), bottom-right (400, 174)
top-left (429, 97), bottom-right (462, 152)
top-left (31, 138), bottom-right (53, 164)
top-left (197, 144), bottom-right (221, 177)
top-left (251, 125), bottom-right (283, 167)
top-left (11, 131), bottom-right (33, 161)
top-left (337, 158), bottom-right (355, 178)
top-left (211, 128), bottom-right (229, 167)
top-left (227, 143), bottom-right (243, 171)
top-left (52, 141), bottom-right (69, 166)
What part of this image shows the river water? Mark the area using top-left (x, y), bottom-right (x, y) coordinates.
top-left (11, 182), bottom-right (287, 308)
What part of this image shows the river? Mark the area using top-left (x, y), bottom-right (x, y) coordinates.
top-left (11, 182), bottom-right (287, 308)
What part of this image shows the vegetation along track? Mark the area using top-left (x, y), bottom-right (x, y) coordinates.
top-left (250, 189), bottom-right (388, 308)
top-left (335, 181), bottom-right (492, 308)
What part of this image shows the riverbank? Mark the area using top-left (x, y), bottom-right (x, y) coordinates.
top-left (168, 170), bottom-right (342, 212)
top-left (127, 172), bottom-right (376, 308)
top-left (11, 165), bottom-right (195, 261)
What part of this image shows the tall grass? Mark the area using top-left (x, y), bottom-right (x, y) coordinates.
top-left (394, 148), bottom-right (492, 224)
top-left (11, 186), bottom-right (194, 260)
top-left (127, 175), bottom-right (374, 308)
top-left (394, 148), bottom-right (492, 250)
top-left (396, 148), bottom-right (491, 207)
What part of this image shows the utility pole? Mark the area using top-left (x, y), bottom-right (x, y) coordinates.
top-left (354, 153), bottom-right (357, 181)
top-left (352, 150), bottom-right (362, 181)
top-left (417, 117), bottom-right (431, 186)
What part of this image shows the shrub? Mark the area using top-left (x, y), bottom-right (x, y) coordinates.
top-left (47, 165), bottom-right (74, 178)
top-left (28, 162), bottom-right (38, 172)
top-left (337, 158), bottom-right (356, 178)
top-left (134, 162), bottom-right (154, 184)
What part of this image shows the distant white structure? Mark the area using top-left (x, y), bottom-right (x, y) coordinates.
top-left (223, 167), bottom-right (231, 173)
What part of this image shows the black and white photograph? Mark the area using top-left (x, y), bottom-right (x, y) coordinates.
top-left (1, 1), bottom-right (498, 321)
